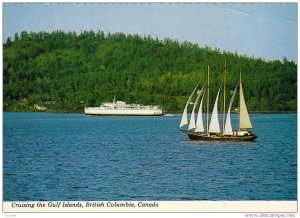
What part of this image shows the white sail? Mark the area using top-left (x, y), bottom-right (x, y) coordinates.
top-left (195, 92), bottom-right (205, 132)
top-left (188, 87), bottom-right (204, 130)
top-left (188, 90), bottom-right (202, 130)
top-left (209, 86), bottom-right (221, 133)
top-left (239, 82), bottom-right (252, 129)
top-left (224, 85), bottom-right (238, 135)
top-left (179, 82), bottom-right (200, 128)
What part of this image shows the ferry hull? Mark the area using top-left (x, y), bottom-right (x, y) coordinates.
top-left (187, 131), bottom-right (257, 141)
top-left (84, 107), bottom-right (164, 116)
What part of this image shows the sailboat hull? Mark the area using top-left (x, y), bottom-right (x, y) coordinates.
top-left (187, 131), bottom-right (257, 141)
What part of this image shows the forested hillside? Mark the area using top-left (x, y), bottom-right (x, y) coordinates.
top-left (3, 30), bottom-right (297, 112)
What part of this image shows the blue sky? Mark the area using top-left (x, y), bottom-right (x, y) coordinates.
top-left (3, 2), bottom-right (297, 61)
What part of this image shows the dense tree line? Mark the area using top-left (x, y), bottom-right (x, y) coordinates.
top-left (3, 30), bottom-right (297, 112)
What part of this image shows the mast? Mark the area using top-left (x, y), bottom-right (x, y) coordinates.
top-left (239, 70), bottom-right (241, 128)
top-left (223, 60), bottom-right (226, 134)
top-left (206, 65), bottom-right (210, 133)
top-left (239, 70), bottom-right (242, 128)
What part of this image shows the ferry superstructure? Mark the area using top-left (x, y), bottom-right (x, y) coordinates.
top-left (84, 97), bottom-right (164, 116)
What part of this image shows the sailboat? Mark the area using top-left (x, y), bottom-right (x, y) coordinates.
top-left (179, 64), bottom-right (257, 141)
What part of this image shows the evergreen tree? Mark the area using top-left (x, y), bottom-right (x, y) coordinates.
top-left (3, 30), bottom-right (297, 112)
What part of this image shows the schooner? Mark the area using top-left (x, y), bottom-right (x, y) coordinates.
top-left (179, 64), bottom-right (257, 141)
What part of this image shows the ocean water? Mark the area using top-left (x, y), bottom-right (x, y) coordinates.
top-left (3, 112), bottom-right (297, 201)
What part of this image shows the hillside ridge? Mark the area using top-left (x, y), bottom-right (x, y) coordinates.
top-left (3, 30), bottom-right (297, 112)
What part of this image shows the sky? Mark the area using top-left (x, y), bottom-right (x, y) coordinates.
top-left (3, 2), bottom-right (298, 62)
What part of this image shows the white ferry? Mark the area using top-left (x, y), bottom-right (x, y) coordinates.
top-left (84, 97), bottom-right (164, 116)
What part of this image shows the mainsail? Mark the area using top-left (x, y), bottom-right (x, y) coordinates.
top-left (179, 82), bottom-right (200, 128)
top-left (188, 88), bottom-right (203, 130)
top-left (239, 77), bottom-right (252, 129)
top-left (224, 85), bottom-right (238, 135)
top-left (208, 85), bottom-right (221, 133)
top-left (195, 92), bottom-right (205, 133)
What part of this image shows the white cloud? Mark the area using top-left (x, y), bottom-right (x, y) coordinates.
top-left (224, 8), bottom-right (249, 16)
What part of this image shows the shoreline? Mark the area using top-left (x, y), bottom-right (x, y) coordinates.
top-left (3, 111), bottom-right (297, 114)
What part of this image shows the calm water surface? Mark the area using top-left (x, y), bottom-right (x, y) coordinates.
top-left (3, 112), bottom-right (297, 201)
